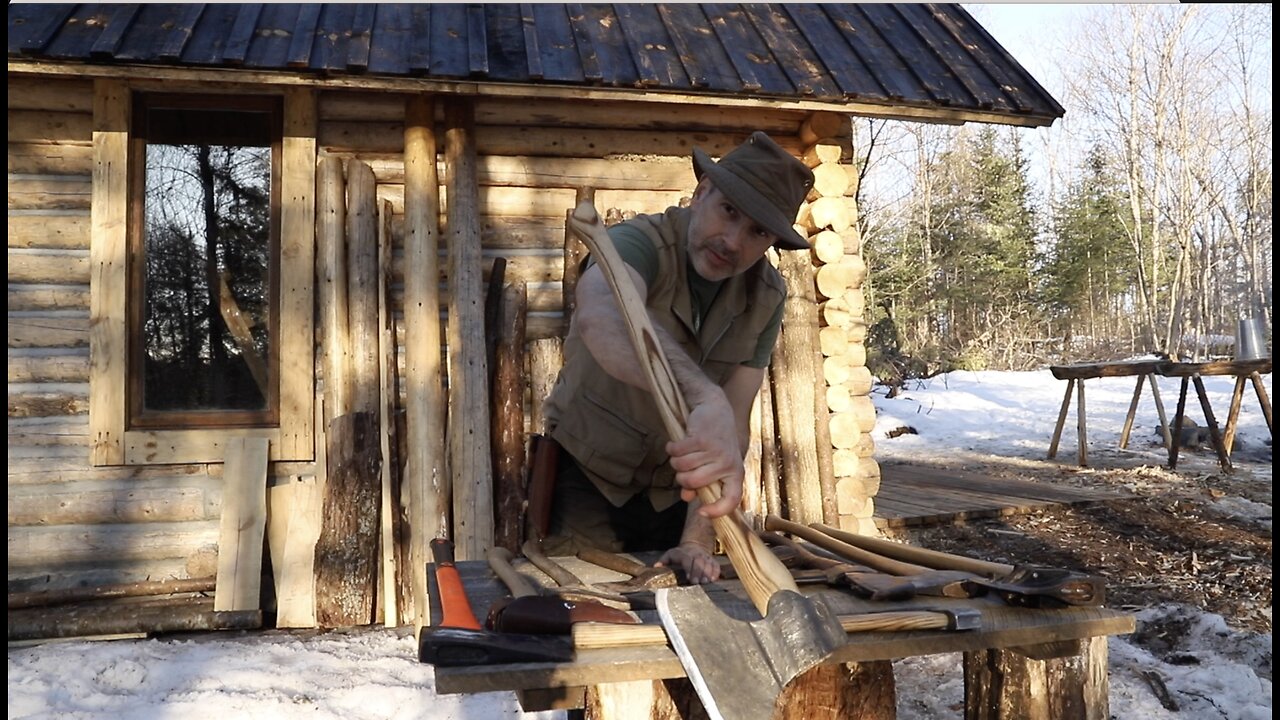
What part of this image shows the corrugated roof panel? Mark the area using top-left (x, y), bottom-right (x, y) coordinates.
top-left (6, 3), bottom-right (1066, 127)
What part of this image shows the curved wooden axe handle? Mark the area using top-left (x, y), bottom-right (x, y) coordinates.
top-left (567, 201), bottom-right (798, 615)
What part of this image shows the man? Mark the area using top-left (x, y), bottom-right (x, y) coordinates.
top-left (540, 131), bottom-right (814, 584)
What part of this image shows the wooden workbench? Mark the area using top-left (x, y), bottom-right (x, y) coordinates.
top-left (1159, 357), bottom-right (1273, 472)
top-left (427, 554), bottom-right (1136, 720)
top-left (1048, 358), bottom-right (1171, 467)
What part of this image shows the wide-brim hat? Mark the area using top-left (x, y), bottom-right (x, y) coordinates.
top-left (692, 131), bottom-right (813, 250)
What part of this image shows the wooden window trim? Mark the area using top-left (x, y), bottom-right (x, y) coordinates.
top-left (89, 81), bottom-right (316, 465)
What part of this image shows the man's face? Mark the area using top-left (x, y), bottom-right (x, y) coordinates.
top-left (686, 181), bottom-right (780, 281)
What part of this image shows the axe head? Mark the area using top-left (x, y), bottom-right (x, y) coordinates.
top-left (418, 626), bottom-right (574, 666)
top-left (657, 586), bottom-right (846, 720)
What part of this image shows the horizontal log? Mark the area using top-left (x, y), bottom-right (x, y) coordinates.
top-left (816, 257), bottom-right (866, 299)
top-left (7, 416), bottom-right (90, 446)
top-left (7, 76), bottom-right (94, 112)
top-left (8, 284), bottom-right (89, 312)
top-left (802, 140), bottom-right (847, 168)
top-left (7, 175), bottom-right (92, 210)
top-left (8, 213), bottom-right (91, 249)
top-left (811, 162), bottom-right (851, 198)
top-left (819, 325), bottom-right (848, 357)
top-left (9, 576), bottom-right (216, 610)
top-left (355, 153), bottom-right (695, 190)
top-left (8, 249), bottom-right (92, 284)
top-left (8, 521), bottom-right (220, 569)
top-left (823, 354), bottom-right (853, 386)
top-left (821, 293), bottom-right (866, 329)
top-left (8, 142), bottom-right (94, 175)
top-left (830, 397), bottom-right (878, 437)
top-left (810, 230), bottom-right (845, 265)
top-left (801, 196), bottom-right (852, 233)
top-left (8, 480), bottom-right (218, 526)
top-left (8, 599), bottom-right (260, 641)
top-left (319, 92), bottom-right (803, 134)
top-left (7, 384), bottom-right (90, 418)
top-left (5, 460), bottom-right (208, 487)
top-left (8, 314), bottom-right (90, 348)
top-left (321, 121), bottom-right (803, 158)
top-left (8, 109), bottom-right (93, 144)
top-left (800, 112), bottom-right (849, 145)
top-left (7, 350), bottom-right (90, 384)
top-left (826, 383), bottom-right (852, 414)
top-left (840, 226), bottom-right (863, 256)
top-left (8, 556), bottom-right (210, 596)
top-left (377, 184), bottom-right (577, 217)
top-left (835, 487), bottom-right (870, 517)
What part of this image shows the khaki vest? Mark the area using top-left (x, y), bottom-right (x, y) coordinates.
top-left (544, 206), bottom-right (786, 509)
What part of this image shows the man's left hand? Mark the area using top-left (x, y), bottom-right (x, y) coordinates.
top-left (657, 542), bottom-right (721, 584)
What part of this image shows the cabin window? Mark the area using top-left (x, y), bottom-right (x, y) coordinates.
top-left (128, 95), bottom-right (282, 429)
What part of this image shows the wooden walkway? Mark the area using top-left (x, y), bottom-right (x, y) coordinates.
top-left (873, 462), bottom-right (1129, 529)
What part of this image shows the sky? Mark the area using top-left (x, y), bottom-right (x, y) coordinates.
top-left (8, 365), bottom-right (1271, 720)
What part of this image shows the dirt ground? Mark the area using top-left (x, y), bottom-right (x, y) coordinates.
top-left (883, 443), bottom-right (1273, 636)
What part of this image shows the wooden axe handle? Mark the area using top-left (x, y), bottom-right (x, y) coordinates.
top-left (572, 610), bottom-right (962, 649)
top-left (810, 521), bottom-right (1015, 578)
top-left (765, 515), bottom-right (932, 576)
top-left (485, 546), bottom-right (540, 599)
top-left (567, 201), bottom-right (797, 615)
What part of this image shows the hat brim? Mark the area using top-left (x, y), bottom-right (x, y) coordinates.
top-left (693, 148), bottom-right (810, 250)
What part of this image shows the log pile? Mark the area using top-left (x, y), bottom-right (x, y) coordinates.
top-left (792, 113), bottom-right (879, 536)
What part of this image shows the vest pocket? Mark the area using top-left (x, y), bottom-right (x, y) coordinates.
top-left (556, 390), bottom-right (652, 489)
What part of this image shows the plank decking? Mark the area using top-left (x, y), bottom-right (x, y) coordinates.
top-left (873, 462), bottom-right (1129, 528)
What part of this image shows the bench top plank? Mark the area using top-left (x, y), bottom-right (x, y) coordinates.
top-left (430, 555), bottom-right (1135, 695)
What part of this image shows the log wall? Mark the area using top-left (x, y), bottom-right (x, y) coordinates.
top-left (7, 75), bottom-right (883, 616)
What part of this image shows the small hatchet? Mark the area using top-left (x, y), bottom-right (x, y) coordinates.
top-left (568, 201), bottom-right (849, 720)
top-left (418, 539), bottom-right (573, 666)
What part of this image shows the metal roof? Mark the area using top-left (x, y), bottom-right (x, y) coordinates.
top-left (7, 3), bottom-right (1064, 127)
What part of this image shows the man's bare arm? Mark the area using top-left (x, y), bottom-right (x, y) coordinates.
top-left (573, 262), bottom-right (723, 407)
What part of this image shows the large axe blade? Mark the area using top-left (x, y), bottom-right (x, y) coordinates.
top-left (658, 587), bottom-right (847, 720)
top-left (567, 201), bottom-right (848, 717)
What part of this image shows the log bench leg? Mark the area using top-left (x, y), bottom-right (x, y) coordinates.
top-left (1118, 374), bottom-right (1145, 449)
top-left (1191, 375), bottom-right (1233, 473)
top-left (963, 636), bottom-right (1109, 720)
top-left (1168, 377), bottom-right (1190, 470)
top-left (580, 661), bottom-right (896, 720)
top-left (1075, 379), bottom-right (1088, 467)
top-left (1250, 371), bottom-right (1273, 434)
top-left (1048, 379), bottom-right (1075, 460)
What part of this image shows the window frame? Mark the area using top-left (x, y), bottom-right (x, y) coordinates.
top-left (89, 81), bottom-right (315, 466)
top-left (127, 93), bottom-right (284, 430)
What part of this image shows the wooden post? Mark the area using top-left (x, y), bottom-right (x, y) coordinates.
top-left (316, 156), bottom-right (351, 423)
top-left (403, 95), bottom-right (447, 631)
top-left (444, 98), bottom-right (494, 560)
top-left (963, 636), bottom-right (1110, 720)
top-left (314, 160), bottom-right (382, 628)
top-left (491, 282), bottom-right (529, 553)
top-left (377, 199), bottom-right (401, 627)
top-left (528, 338), bottom-right (564, 435)
top-left (770, 249), bottom-right (829, 525)
top-left (563, 186), bottom-right (596, 319)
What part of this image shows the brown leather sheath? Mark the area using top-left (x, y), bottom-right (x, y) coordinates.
top-left (524, 433), bottom-right (560, 541)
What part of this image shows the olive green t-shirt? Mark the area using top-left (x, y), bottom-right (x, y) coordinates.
top-left (592, 223), bottom-right (783, 368)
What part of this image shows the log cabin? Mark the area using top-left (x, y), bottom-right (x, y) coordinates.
top-left (7, 4), bottom-right (1063, 637)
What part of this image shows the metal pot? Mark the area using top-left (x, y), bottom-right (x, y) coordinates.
top-left (1235, 317), bottom-right (1268, 360)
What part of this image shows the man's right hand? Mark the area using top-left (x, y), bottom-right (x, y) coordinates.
top-left (666, 393), bottom-right (744, 519)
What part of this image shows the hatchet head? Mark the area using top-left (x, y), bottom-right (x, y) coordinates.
top-left (657, 586), bottom-right (847, 720)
